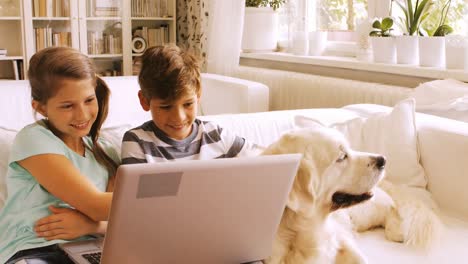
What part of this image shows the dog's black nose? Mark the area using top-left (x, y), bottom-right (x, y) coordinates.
top-left (375, 156), bottom-right (386, 170)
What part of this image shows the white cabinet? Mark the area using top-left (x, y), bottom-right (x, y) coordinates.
top-left (0, 0), bottom-right (176, 79)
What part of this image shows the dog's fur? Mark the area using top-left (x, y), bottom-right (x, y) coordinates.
top-left (262, 126), bottom-right (443, 264)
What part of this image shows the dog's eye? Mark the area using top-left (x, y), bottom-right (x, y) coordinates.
top-left (337, 152), bottom-right (348, 162)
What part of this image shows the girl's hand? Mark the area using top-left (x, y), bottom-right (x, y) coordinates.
top-left (34, 205), bottom-right (98, 241)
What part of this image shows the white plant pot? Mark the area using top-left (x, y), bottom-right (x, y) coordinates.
top-left (291, 31), bottom-right (309, 56)
top-left (445, 35), bottom-right (468, 70)
top-left (308, 31), bottom-right (328, 56)
top-left (241, 7), bottom-right (278, 52)
top-left (371, 37), bottom-right (396, 64)
top-left (419, 36), bottom-right (445, 67)
top-left (396, 35), bottom-right (418, 65)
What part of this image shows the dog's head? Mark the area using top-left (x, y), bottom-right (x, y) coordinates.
top-left (263, 126), bottom-right (385, 217)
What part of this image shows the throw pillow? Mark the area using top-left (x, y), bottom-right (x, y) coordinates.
top-left (411, 79), bottom-right (468, 122)
top-left (101, 124), bottom-right (133, 156)
top-left (295, 98), bottom-right (427, 188)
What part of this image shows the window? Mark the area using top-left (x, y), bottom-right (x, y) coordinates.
top-left (391, 0), bottom-right (468, 36)
top-left (316, 0), bottom-right (368, 31)
top-left (276, 0), bottom-right (468, 55)
top-left (313, 0), bottom-right (468, 37)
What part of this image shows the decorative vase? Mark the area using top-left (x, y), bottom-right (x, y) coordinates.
top-left (396, 35), bottom-right (418, 65)
top-left (291, 31), bottom-right (309, 56)
top-left (241, 7), bottom-right (278, 52)
top-left (445, 35), bottom-right (468, 70)
top-left (308, 31), bottom-right (327, 56)
top-left (419, 36), bottom-right (445, 68)
top-left (371, 37), bottom-right (396, 64)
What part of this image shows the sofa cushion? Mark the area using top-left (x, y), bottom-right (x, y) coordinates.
top-left (357, 215), bottom-right (468, 263)
top-left (200, 108), bottom-right (360, 148)
top-left (101, 124), bottom-right (133, 156)
top-left (295, 99), bottom-right (427, 188)
top-left (0, 128), bottom-right (17, 209)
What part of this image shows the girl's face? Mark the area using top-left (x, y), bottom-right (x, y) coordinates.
top-left (36, 78), bottom-right (98, 144)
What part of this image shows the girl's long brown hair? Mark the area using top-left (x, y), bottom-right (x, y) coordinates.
top-left (28, 47), bottom-right (118, 177)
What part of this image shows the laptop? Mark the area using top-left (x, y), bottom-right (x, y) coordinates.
top-left (60, 154), bottom-right (301, 264)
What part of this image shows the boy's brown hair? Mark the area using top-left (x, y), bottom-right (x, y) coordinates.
top-left (138, 45), bottom-right (201, 101)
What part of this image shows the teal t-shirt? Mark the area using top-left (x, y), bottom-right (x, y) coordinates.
top-left (0, 120), bottom-right (119, 263)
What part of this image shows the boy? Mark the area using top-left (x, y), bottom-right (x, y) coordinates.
top-left (121, 45), bottom-right (260, 164)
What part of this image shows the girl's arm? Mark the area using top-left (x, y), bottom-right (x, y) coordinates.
top-left (35, 206), bottom-right (108, 240)
top-left (18, 154), bottom-right (112, 221)
top-left (106, 174), bottom-right (115, 192)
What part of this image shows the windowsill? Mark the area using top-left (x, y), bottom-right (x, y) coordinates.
top-left (240, 52), bottom-right (468, 85)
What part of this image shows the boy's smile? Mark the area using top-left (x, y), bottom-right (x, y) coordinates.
top-left (139, 91), bottom-right (199, 140)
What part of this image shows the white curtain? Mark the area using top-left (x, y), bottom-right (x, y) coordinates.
top-left (205, 0), bottom-right (245, 76)
top-left (367, 0), bottom-right (391, 18)
top-left (284, 0), bottom-right (308, 54)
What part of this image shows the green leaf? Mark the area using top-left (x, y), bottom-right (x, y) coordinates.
top-left (381, 17), bottom-right (394, 31)
top-left (369, 31), bottom-right (381, 37)
top-left (372, 20), bottom-right (382, 29)
top-left (410, 0), bottom-right (433, 36)
top-left (433, 24), bottom-right (454, 36)
top-left (395, 1), bottom-right (410, 34)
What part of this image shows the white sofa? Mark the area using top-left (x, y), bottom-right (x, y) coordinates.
top-left (1, 74), bottom-right (468, 263)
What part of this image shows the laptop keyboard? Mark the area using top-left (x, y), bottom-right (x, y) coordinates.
top-left (82, 252), bottom-right (101, 264)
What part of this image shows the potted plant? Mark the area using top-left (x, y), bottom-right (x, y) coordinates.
top-left (394, 0), bottom-right (433, 64)
top-left (418, 0), bottom-right (453, 67)
top-left (242, 0), bottom-right (286, 52)
top-left (369, 17), bottom-right (397, 64)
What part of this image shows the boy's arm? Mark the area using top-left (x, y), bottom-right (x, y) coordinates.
top-left (237, 140), bottom-right (266, 157)
top-left (215, 122), bottom-right (265, 157)
top-left (121, 130), bottom-right (148, 164)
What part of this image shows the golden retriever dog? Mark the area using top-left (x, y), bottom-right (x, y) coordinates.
top-left (262, 127), bottom-right (385, 264)
top-left (262, 126), bottom-right (443, 264)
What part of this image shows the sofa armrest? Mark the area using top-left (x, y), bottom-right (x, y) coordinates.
top-left (200, 73), bottom-right (269, 115)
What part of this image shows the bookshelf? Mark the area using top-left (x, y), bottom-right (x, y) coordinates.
top-left (123, 0), bottom-right (176, 75)
top-left (0, 0), bottom-right (25, 80)
top-left (0, 0), bottom-right (176, 79)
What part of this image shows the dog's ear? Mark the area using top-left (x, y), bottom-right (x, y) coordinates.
top-left (262, 133), bottom-right (297, 155)
top-left (294, 115), bottom-right (325, 130)
top-left (286, 159), bottom-right (317, 214)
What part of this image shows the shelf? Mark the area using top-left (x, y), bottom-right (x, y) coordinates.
top-left (131, 17), bottom-right (174, 21)
top-left (87, 17), bottom-right (122, 21)
top-left (88, 54), bottom-right (123, 59)
top-left (0, 17), bottom-right (21, 20)
top-left (32, 17), bottom-right (71, 21)
top-left (2, 0), bottom-right (176, 76)
top-left (241, 52), bottom-right (468, 83)
top-left (0, 56), bottom-right (23, 61)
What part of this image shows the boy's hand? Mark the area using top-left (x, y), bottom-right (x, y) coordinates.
top-left (34, 205), bottom-right (98, 240)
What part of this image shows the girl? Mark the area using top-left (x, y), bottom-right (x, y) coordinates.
top-left (0, 47), bottom-right (119, 264)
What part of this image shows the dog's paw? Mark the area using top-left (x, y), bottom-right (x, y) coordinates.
top-left (347, 188), bottom-right (394, 232)
top-left (384, 208), bottom-right (404, 243)
top-left (335, 248), bottom-right (368, 264)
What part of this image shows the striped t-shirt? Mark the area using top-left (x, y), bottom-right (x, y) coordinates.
top-left (121, 119), bottom-right (260, 164)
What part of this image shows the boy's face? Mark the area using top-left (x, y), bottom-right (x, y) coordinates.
top-left (139, 90), bottom-right (199, 140)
